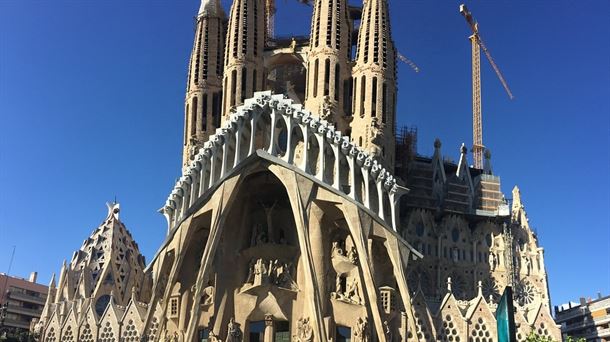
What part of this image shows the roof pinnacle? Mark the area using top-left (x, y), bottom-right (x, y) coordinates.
top-left (106, 202), bottom-right (120, 220)
top-left (198, 0), bottom-right (223, 17)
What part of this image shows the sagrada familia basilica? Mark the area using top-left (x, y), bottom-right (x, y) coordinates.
top-left (35, 0), bottom-right (561, 341)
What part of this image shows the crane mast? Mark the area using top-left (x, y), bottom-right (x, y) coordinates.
top-left (460, 4), bottom-right (514, 169)
top-left (470, 34), bottom-right (483, 169)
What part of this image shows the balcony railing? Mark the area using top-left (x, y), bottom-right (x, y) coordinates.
top-left (2, 317), bottom-right (31, 329)
top-left (7, 291), bottom-right (46, 305)
top-left (6, 304), bottom-right (43, 317)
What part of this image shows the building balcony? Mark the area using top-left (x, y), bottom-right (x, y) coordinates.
top-left (6, 304), bottom-right (43, 317)
top-left (7, 291), bottom-right (46, 305)
top-left (2, 317), bottom-right (31, 329)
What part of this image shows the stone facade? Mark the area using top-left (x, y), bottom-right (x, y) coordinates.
top-left (37, 0), bottom-right (561, 341)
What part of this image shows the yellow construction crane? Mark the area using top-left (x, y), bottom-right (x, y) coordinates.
top-left (459, 4), bottom-right (513, 169)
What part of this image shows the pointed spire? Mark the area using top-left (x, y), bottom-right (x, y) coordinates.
top-left (434, 138), bottom-right (442, 151)
top-left (49, 273), bottom-right (56, 288)
top-left (456, 143), bottom-right (468, 178)
top-left (131, 286), bottom-right (138, 302)
top-left (477, 280), bottom-right (483, 298)
top-left (447, 277), bottom-right (453, 293)
top-left (198, 0), bottom-right (223, 17)
top-left (512, 185), bottom-right (522, 211)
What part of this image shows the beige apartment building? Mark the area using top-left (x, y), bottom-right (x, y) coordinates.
top-left (0, 272), bottom-right (48, 333)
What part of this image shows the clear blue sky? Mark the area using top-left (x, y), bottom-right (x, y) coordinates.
top-left (0, 0), bottom-right (608, 308)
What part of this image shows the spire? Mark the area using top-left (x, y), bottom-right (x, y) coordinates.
top-left (477, 280), bottom-right (483, 298)
top-left (49, 273), bottom-right (56, 288)
top-left (304, 0), bottom-right (352, 130)
top-left (512, 185), bottom-right (522, 211)
top-left (221, 0), bottom-right (265, 120)
top-left (198, 0), bottom-right (223, 16)
top-left (351, 0), bottom-right (397, 167)
top-left (183, 0), bottom-right (226, 168)
top-left (447, 277), bottom-right (453, 293)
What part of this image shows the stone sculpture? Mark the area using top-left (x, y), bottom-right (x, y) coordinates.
top-left (295, 317), bottom-right (314, 342)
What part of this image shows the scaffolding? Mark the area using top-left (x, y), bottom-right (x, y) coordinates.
top-left (395, 125), bottom-right (418, 178)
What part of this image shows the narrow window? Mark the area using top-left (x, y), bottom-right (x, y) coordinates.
top-left (191, 97), bottom-right (198, 136)
top-left (223, 76), bottom-right (228, 113)
top-left (231, 70), bottom-right (237, 107)
top-left (241, 67), bottom-right (247, 104)
top-left (184, 103), bottom-right (189, 145)
top-left (275, 321), bottom-right (290, 342)
top-left (334, 63), bottom-right (340, 101)
top-left (198, 328), bottom-right (209, 342)
top-left (252, 69), bottom-right (257, 94)
top-left (202, 94), bottom-right (208, 131)
top-left (371, 77), bottom-right (377, 117)
top-left (382, 82), bottom-right (387, 123)
top-left (352, 76), bottom-right (357, 115)
top-left (212, 92), bottom-right (220, 128)
top-left (360, 76), bottom-right (366, 117)
top-left (343, 79), bottom-right (351, 115)
top-left (324, 58), bottom-right (330, 96)
top-left (313, 59), bottom-right (319, 97)
top-left (169, 297), bottom-right (179, 318)
top-left (336, 326), bottom-right (351, 342)
top-left (248, 321), bottom-right (265, 342)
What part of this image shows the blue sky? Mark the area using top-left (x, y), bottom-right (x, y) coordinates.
top-left (0, 0), bottom-right (608, 308)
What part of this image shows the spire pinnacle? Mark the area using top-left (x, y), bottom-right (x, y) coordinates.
top-left (49, 273), bottom-right (56, 288)
top-left (106, 202), bottom-right (120, 220)
top-left (198, 0), bottom-right (222, 17)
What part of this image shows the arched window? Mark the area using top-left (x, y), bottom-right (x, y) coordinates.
top-left (191, 97), bottom-right (198, 136)
top-left (212, 92), bottom-right (221, 128)
top-left (230, 70), bottom-right (237, 106)
top-left (360, 76), bottom-right (366, 117)
top-left (184, 103), bottom-right (189, 145)
top-left (324, 58), bottom-right (330, 96)
top-left (352, 76), bottom-right (357, 115)
top-left (202, 94), bottom-right (208, 131)
top-left (382, 82), bottom-right (388, 123)
top-left (371, 77), bottom-right (377, 117)
top-left (334, 63), bottom-right (340, 101)
top-left (313, 59), bottom-right (319, 97)
top-left (241, 67), bottom-right (248, 104)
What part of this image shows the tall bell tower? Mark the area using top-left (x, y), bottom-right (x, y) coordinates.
top-left (350, 0), bottom-right (397, 166)
top-left (183, 0), bottom-right (226, 168)
top-left (221, 0), bottom-right (266, 123)
top-left (304, 0), bottom-right (353, 133)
